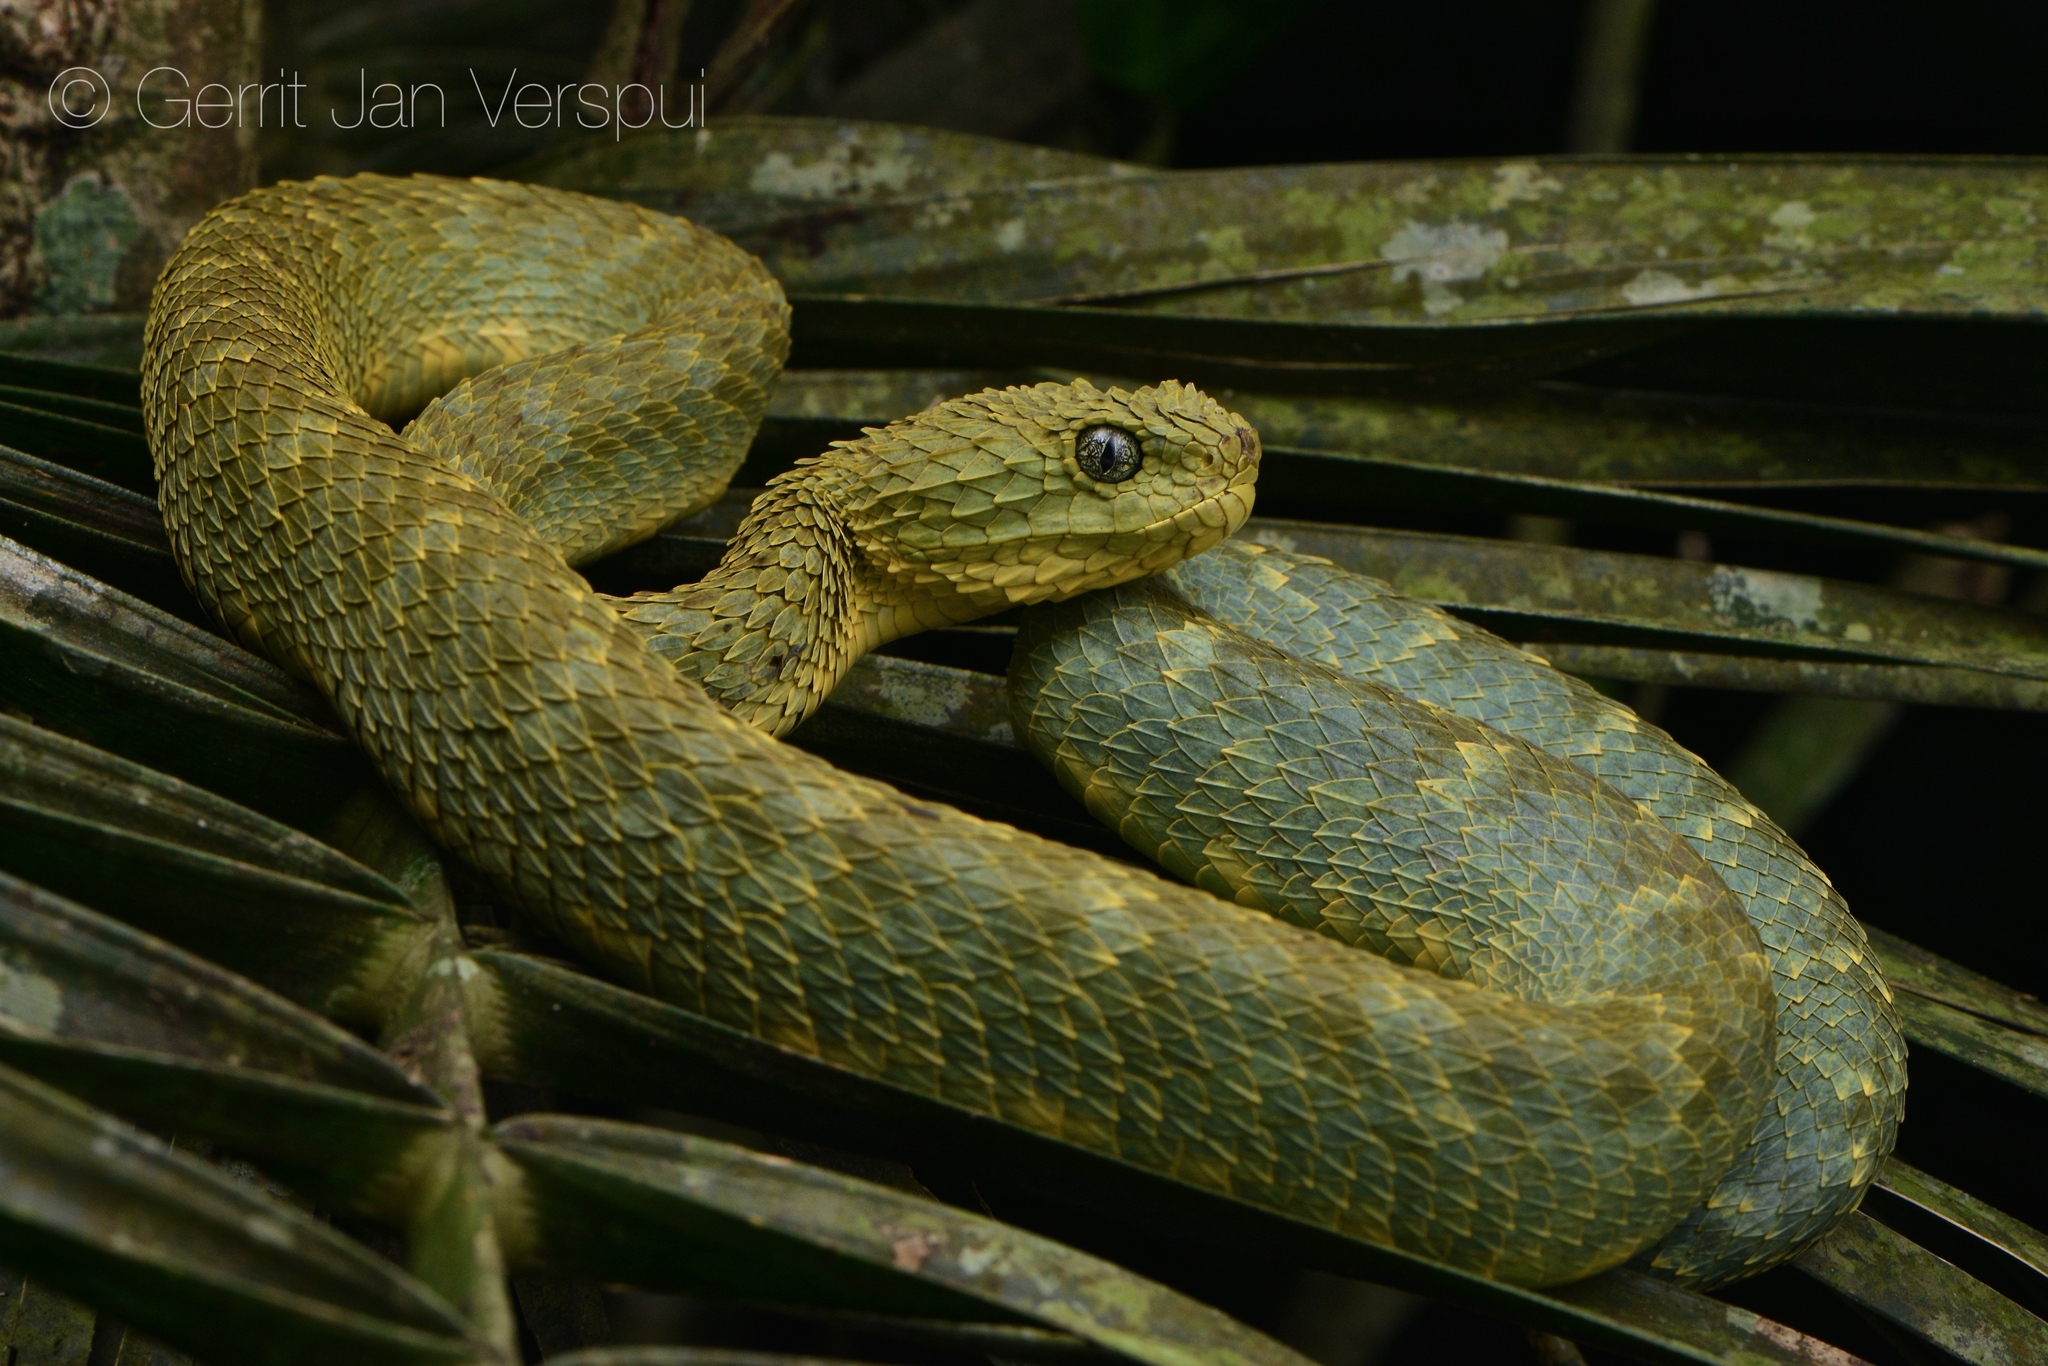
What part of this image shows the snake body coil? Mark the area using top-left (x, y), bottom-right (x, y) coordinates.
top-left (1013, 544), bottom-right (1906, 1284)
top-left (144, 175), bottom-right (1809, 1287)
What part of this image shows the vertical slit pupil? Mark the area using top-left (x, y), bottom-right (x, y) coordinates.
top-left (1076, 425), bottom-right (1141, 482)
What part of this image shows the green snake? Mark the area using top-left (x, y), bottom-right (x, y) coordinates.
top-left (140, 174), bottom-right (1900, 1290)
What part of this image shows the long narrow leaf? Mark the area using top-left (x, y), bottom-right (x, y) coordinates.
top-left (1861, 931), bottom-right (2048, 1099)
top-left (1868, 930), bottom-right (2048, 1037)
top-left (0, 1269), bottom-right (101, 1364)
top-left (1225, 382), bottom-right (2048, 495)
top-left (0, 385), bottom-right (143, 432)
top-left (0, 715), bottom-right (423, 1021)
top-left (1241, 520), bottom-right (2048, 676)
top-left (1256, 446), bottom-right (2048, 572)
top-left (496, 1115), bottom-right (1311, 1366)
top-left (1793, 1212), bottom-right (2048, 1366)
top-left (0, 536), bottom-right (361, 823)
top-left (0, 1061), bottom-right (474, 1366)
top-left (0, 871), bottom-right (426, 1098)
top-left (743, 159), bottom-right (2048, 323)
top-left (1871, 1162), bottom-right (2048, 1322)
top-left (0, 872), bottom-right (448, 1212)
top-left (822, 654), bottom-right (1016, 746)
top-left (516, 117), bottom-right (1137, 237)
top-left (0, 448), bottom-right (183, 612)
top-left (549, 1350), bottom-right (1072, 1366)
top-left (1540, 646), bottom-right (2048, 711)
top-left (783, 294), bottom-right (1679, 393)
top-left (0, 329), bottom-right (143, 392)
top-left (1891, 993), bottom-right (2048, 1102)
top-left (0, 404), bottom-right (153, 495)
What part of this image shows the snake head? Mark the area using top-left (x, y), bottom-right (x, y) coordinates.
top-left (831, 378), bottom-right (1260, 639)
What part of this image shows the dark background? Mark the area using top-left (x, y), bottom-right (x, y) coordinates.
top-left (1174, 1), bottom-right (2048, 165)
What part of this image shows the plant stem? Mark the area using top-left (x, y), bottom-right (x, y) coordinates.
top-left (1566, 0), bottom-right (1658, 154)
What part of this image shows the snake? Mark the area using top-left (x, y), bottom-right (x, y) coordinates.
top-left (138, 173), bottom-right (1895, 1290)
top-left (1012, 548), bottom-right (1906, 1285)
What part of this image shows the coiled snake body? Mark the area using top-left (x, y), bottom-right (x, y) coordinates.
top-left (141, 174), bottom-right (1899, 1289)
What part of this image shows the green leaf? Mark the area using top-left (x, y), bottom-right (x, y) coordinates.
top-left (1873, 1161), bottom-right (2048, 1319)
top-left (744, 159), bottom-right (2048, 324)
top-left (1255, 445), bottom-right (2048, 573)
top-left (1541, 1270), bottom-right (1887, 1366)
top-left (666, 160), bottom-right (2048, 397)
top-left (1890, 992), bottom-right (2048, 1103)
top-left (73, 1314), bottom-right (195, 1366)
top-left (1858, 929), bottom-right (2048, 1100)
top-left (507, 1275), bottom-right (610, 1357)
top-left (0, 1060), bottom-right (474, 1366)
top-left (1220, 381), bottom-right (2048, 496)
top-left (317, 789), bottom-right (521, 1355)
top-left (1792, 1212), bottom-right (2048, 1366)
top-left (782, 294), bottom-right (1679, 395)
top-left (790, 1318), bottom-right (1119, 1363)
top-left (515, 118), bottom-right (1134, 238)
top-left (547, 1350), bottom-right (1064, 1366)
top-left (2, 1033), bottom-right (450, 1220)
top-left (0, 536), bottom-right (362, 824)
top-left (0, 404), bottom-right (152, 495)
top-left (1867, 929), bottom-right (2048, 1038)
top-left (1539, 646), bottom-right (2048, 712)
top-left (0, 714), bottom-right (423, 1023)
top-left (0, 870), bottom-right (427, 1100)
top-left (0, 386), bottom-right (144, 434)
top-left (0, 1269), bottom-right (102, 1365)
top-left (0, 872), bottom-right (448, 1213)
top-left (823, 654), bottom-right (1016, 747)
top-left (497, 1114), bottom-right (1315, 1366)
top-left (0, 320), bottom-right (146, 378)
top-left (0, 450), bottom-right (183, 613)
top-left (1238, 520), bottom-right (2048, 677)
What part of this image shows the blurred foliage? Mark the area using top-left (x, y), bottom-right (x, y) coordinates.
top-left (1073, 0), bottom-right (1326, 111)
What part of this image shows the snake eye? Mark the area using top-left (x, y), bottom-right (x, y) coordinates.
top-left (1075, 424), bottom-right (1142, 482)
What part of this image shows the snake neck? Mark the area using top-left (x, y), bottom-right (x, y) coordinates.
top-left (612, 479), bottom-right (874, 737)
